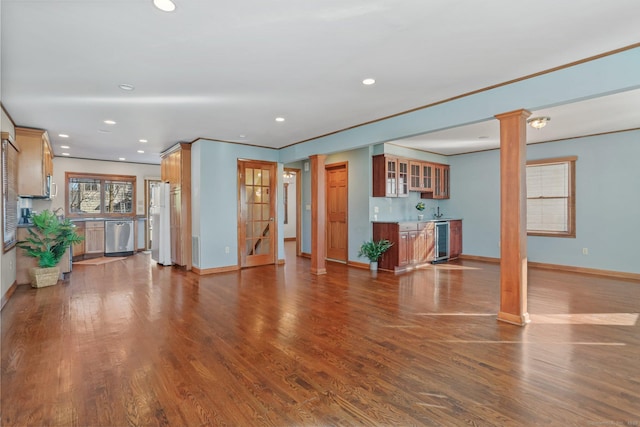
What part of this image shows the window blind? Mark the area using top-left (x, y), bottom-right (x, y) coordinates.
top-left (3, 139), bottom-right (18, 251)
top-left (526, 161), bottom-right (571, 234)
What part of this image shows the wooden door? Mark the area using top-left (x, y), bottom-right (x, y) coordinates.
top-left (326, 163), bottom-right (348, 262)
top-left (239, 161), bottom-right (277, 268)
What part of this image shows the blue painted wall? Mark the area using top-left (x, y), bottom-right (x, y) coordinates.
top-left (192, 139), bottom-right (282, 269)
top-left (446, 130), bottom-right (640, 274)
top-left (191, 48), bottom-right (640, 274)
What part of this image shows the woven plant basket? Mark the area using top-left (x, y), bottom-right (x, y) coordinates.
top-left (29, 266), bottom-right (61, 288)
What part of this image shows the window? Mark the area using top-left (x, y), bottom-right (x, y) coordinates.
top-left (526, 156), bottom-right (576, 237)
top-left (2, 138), bottom-right (19, 251)
top-left (66, 172), bottom-right (136, 217)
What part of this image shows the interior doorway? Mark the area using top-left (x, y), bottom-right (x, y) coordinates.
top-left (238, 160), bottom-right (277, 268)
top-left (325, 162), bottom-right (348, 263)
top-left (283, 168), bottom-right (301, 257)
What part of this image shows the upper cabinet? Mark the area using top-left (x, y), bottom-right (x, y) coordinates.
top-left (372, 155), bottom-right (409, 198)
top-left (16, 127), bottom-right (54, 198)
top-left (373, 154), bottom-right (448, 199)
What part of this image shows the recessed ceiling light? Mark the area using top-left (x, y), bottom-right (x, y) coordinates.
top-left (62, 153), bottom-right (70, 156)
top-left (119, 157), bottom-right (126, 161)
top-left (275, 117), bottom-right (285, 122)
top-left (153, 0), bottom-right (176, 12)
top-left (362, 78), bottom-right (376, 85)
top-left (239, 135), bottom-right (246, 138)
top-left (119, 84), bottom-right (135, 91)
top-left (139, 139), bottom-right (148, 143)
top-left (137, 150), bottom-right (145, 154)
top-left (104, 120), bottom-right (116, 125)
top-left (61, 145), bottom-right (70, 149)
top-left (59, 134), bottom-right (69, 138)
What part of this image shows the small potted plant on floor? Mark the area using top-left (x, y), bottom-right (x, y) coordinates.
top-left (18, 209), bottom-right (84, 288)
top-left (358, 239), bottom-right (393, 271)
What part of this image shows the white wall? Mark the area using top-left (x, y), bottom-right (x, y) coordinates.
top-left (446, 129), bottom-right (640, 275)
top-left (283, 174), bottom-right (297, 239)
top-left (42, 157), bottom-right (160, 216)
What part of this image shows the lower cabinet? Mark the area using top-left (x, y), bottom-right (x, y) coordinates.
top-left (449, 220), bottom-right (462, 259)
top-left (72, 222), bottom-right (85, 258)
top-left (373, 220), bottom-right (459, 272)
top-left (85, 221), bottom-right (105, 255)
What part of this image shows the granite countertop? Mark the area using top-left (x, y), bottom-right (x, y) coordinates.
top-left (372, 218), bottom-right (462, 223)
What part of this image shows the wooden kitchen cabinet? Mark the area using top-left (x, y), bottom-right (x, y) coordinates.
top-left (373, 155), bottom-right (448, 199)
top-left (374, 222), bottom-right (425, 272)
top-left (432, 164), bottom-right (450, 199)
top-left (161, 143), bottom-right (191, 269)
top-left (85, 221), bottom-right (105, 254)
top-left (373, 220), bottom-right (458, 272)
top-left (418, 221), bottom-right (435, 263)
top-left (72, 222), bottom-right (86, 259)
top-left (372, 155), bottom-right (409, 197)
top-left (16, 127), bottom-right (54, 198)
top-left (449, 220), bottom-right (462, 259)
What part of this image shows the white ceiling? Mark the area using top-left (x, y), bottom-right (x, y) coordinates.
top-left (2, 0), bottom-right (639, 164)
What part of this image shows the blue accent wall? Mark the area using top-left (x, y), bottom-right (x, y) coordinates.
top-left (191, 47), bottom-right (640, 274)
top-left (447, 130), bottom-right (640, 274)
top-left (192, 140), bottom-right (281, 269)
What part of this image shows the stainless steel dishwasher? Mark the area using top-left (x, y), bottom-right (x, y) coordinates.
top-left (104, 220), bottom-right (135, 257)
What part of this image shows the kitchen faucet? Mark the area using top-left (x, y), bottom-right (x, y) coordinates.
top-left (434, 206), bottom-right (443, 219)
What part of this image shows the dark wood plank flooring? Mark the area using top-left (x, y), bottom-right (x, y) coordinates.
top-left (2, 243), bottom-right (639, 426)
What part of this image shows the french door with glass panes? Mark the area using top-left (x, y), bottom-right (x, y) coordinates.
top-left (238, 160), bottom-right (277, 267)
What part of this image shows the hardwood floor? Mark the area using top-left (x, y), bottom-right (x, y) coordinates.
top-left (2, 243), bottom-right (639, 426)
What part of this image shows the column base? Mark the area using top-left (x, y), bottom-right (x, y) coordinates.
top-left (497, 311), bottom-right (531, 326)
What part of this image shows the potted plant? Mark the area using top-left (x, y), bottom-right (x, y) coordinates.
top-left (358, 239), bottom-right (393, 271)
top-left (17, 209), bottom-right (84, 288)
top-left (416, 201), bottom-right (426, 220)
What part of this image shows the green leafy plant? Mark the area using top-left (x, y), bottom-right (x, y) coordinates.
top-left (17, 210), bottom-right (84, 268)
top-left (416, 201), bottom-right (426, 211)
top-left (358, 239), bottom-right (393, 262)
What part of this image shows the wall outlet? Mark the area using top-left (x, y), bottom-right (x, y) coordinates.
top-left (225, 246), bottom-right (230, 254)
top-left (374, 206), bottom-right (379, 213)
top-left (582, 248), bottom-right (588, 255)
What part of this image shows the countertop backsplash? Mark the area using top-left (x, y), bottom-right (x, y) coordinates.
top-left (369, 193), bottom-right (443, 222)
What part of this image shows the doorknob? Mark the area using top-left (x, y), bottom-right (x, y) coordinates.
top-left (270, 217), bottom-right (274, 221)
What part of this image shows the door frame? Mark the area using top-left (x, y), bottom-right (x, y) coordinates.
top-left (237, 159), bottom-right (278, 268)
top-left (325, 161), bottom-right (348, 263)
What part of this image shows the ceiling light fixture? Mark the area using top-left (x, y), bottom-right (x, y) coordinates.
top-left (527, 116), bottom-right (551, 129)
top-left (119, 83), bottom-right (135, 91)
top-left (137, 150), bottom-right (145, 154)
top-left (61, 145), bottom-right (70, 149)
top-left (104, 120), bottom-right (116, 125)
top-left (59, 134), bottom-right (69, 138)
top-left (119, 157), bottom-right (126, 161)
top-left (62, 153), bottom-right (70, 156)
top-left (275, 117), bottom-right (285, 122)
top-left (139, 139), bottom-right (148, 143)
top-left (153, 0), bottom-right (176, 12)
top-left (362, 78), bottom-right (376, 85)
